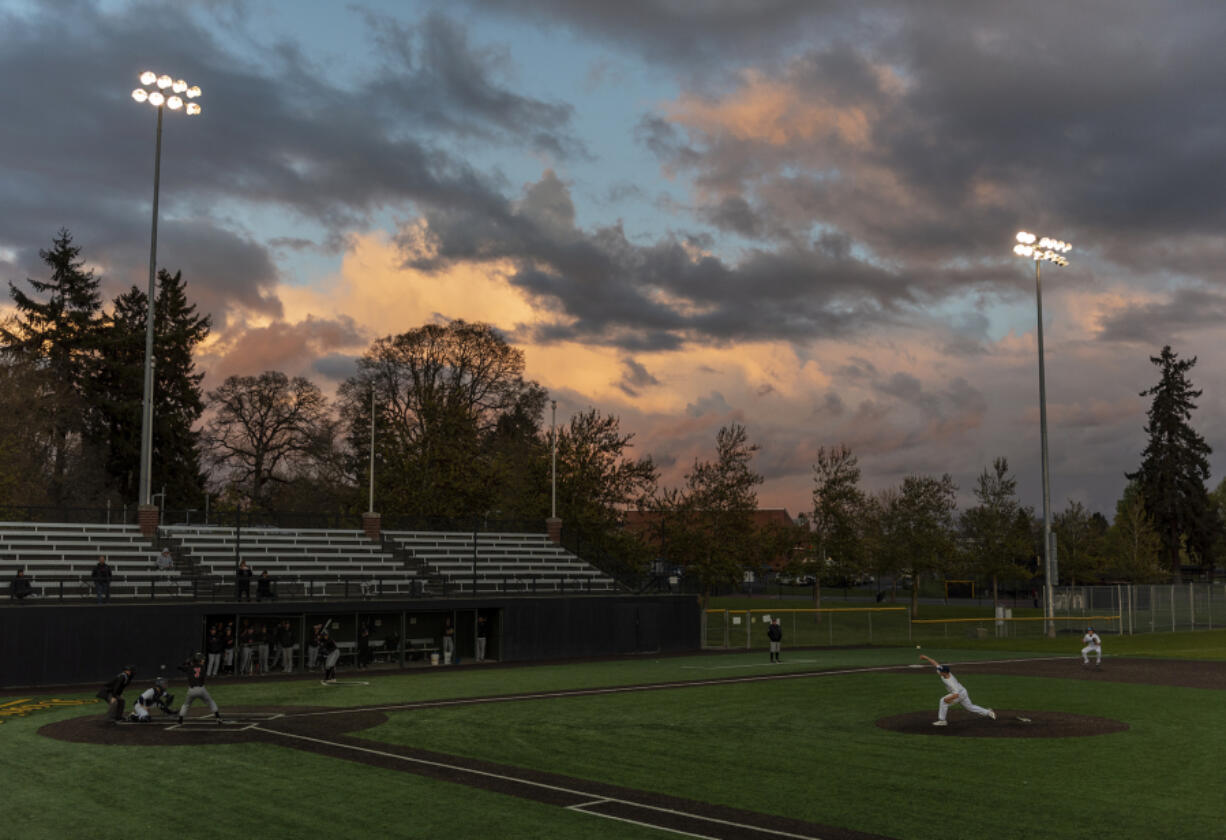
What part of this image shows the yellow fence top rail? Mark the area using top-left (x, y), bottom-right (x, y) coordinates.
top-left (910, 615), bottom-right (1119, 625)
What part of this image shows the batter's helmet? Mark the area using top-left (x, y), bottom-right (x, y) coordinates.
top-left (938, 664), bottom-right (951, 673)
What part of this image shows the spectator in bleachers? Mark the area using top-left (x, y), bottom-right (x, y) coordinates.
top-left (256, 570), bottom-right (275, 601)
top-left (235, 560), bottom-right (252, 601)
top-left (10, 568), bottom-right (34, 600)
top-left (156, 548), bottom-right (174, 571)
top-left (91, 556), bottom-right (112, 603)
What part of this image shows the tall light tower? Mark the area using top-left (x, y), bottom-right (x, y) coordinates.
top-left (1013, 230), bottom-right (1071, 637)
top-left (130, 71), bottom-right (201, 522)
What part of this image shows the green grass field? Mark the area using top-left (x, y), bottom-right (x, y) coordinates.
top-left (5, 631), bottom-right (1224, 839)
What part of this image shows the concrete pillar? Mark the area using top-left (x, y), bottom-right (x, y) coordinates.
top-left (138, 504), bottom-right (159, 538)
top-left (545, 517), bottom-right (562, 546)
top-left (362, 511), bottom-right (382, 542)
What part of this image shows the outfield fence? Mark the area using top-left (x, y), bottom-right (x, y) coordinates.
top-left (702, 607), bottom-right (910, 649)
top-left (1054, 583), bottom-right (1223, 635)
top-left (703, 584), bottom-right (1226, 649)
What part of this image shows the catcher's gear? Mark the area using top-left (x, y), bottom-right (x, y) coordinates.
top-left (157, 693), bottom-right (175, 713)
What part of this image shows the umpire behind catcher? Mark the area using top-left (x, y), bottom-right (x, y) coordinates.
top-left (96, 665), bottom-right (135, 721)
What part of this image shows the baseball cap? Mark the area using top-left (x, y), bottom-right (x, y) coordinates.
top-left (937, 664), bottom-right (951, 673)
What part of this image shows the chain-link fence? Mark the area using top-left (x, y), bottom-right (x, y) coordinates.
top-left (1054, 583), bottom-right (1224, 634)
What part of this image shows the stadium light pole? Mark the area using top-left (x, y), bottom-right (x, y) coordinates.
top-left (550, 400), bottom-right (557, 519)
top-left (368, 386), bottom-right (376, 514)
top-left (131, 71), bottom-right (202, 515)
top-left (1013, 231), bottom-right (1071, 638)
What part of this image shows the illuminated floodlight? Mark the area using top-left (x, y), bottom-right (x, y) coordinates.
top-left (148, 91), bottom-right (165, 107)
top-left (156, 74), bottom-right (173, 89)
top-left (172, 79), bottom-right (187, 94)
top-left (140, 70), bottom-right (157, 85)
top-left (167, 96), bottom-right (183, 110)
top-left (185, 102), bottom-right (201, 116)
top-left (132, 89), bottom-right (148, 103)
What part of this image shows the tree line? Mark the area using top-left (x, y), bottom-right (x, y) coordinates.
top-left (1, 231), bottom-right (1220, 602)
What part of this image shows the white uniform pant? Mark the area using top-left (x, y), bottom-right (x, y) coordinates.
top-left (1081, 644), bottom-right (1101, 663)
top-left (939, 689), bottom-right (992, 721)
top-left (131, 702), bottom-right (153, 721)
top-left (178, 685), bottom-right (219, 718)
top-left (206, 652), bottom-right (221, 676)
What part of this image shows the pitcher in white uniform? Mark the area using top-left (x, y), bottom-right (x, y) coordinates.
top-left (919, 654), bottom-right (995, 726)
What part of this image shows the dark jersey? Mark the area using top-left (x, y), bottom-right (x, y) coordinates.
top-left (767, 623), bottom-right (782, 642)
top-left (178, 660), bottom-right (207, 687)
top-left (98, 670), bottom-right (132, 699)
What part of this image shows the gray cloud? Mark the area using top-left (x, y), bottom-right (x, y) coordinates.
top-left (0, 2), bottom-right (580, 323)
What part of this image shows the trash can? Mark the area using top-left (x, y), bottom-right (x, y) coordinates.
top-left (430, 652), bottom-right (439, 666)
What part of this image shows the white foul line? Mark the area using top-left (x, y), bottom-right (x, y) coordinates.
top-left (255, 725), bottom-right (828, 840)
top-left (281, 655), bottom-right (1070, 721)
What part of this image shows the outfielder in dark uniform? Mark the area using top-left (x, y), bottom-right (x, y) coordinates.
top-left (177, 652), bottom-right (223, 725)
top-left (96, 665), bottom-right (135, 721)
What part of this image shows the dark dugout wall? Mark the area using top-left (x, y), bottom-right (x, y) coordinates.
top-left (0, 594), bottom-right (700, 689)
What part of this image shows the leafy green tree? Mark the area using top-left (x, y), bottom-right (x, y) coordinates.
top-left (0, 229), bottom-right (104, 503)
top-left (960, 458), bottom-right (1032, 608)
top-left (673, 424), bottom-right (763, 606)
top-left (1052, 500), bottom-right (1105, 585)
top-left (339, 321), bottom-right (545, 520)
top-left (1127, 346), bottom-right (1218, 574)
top-left (892, 473), bottom-right (958, 618)
top-left (1103, 483), bottom-right (1167, 582)
top-left (204, 372), bottom-right (331, 510)
top-left (0, 356), bottom-right (56, 508)
top-left (810, 445), bottom-right (868, 610)
top-left (553, 408), bottom-right (658, 574)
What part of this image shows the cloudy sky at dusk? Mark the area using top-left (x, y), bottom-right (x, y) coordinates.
top-left (5, 0), bottom-right (1226, 518)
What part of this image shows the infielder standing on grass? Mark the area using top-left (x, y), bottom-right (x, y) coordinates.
top-left (177, 651), bottom-right (223, 725)
top-left (919, 654), bottom-right (995, 726)
top-left (1081, 627), bottom-right (1102, 667)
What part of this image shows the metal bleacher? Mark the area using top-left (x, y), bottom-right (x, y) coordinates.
top-left (0, 521), bottom-right (190, 600)
top-left (382, 530), bottom-right (620, 595)
top-left (1, 522), bottom-right (621, 602)
top-left (160, 525), bottom-right (422, 599)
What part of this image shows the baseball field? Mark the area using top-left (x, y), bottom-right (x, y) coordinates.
top-left (5, 630), bottom-right (1224, 840)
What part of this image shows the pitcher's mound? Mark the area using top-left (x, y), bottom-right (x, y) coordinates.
top-left (876, 710), bottom-right (1128, 738)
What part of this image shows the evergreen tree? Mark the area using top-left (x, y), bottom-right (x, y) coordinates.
top-left (91, 270), bottom-right (210, 507)
top-left (150, 270), bottom-right (210, 507)
top-left (1126, 346), bottom-right (1217, 574)
top-left (0, 229), bottom-right (104, 504)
